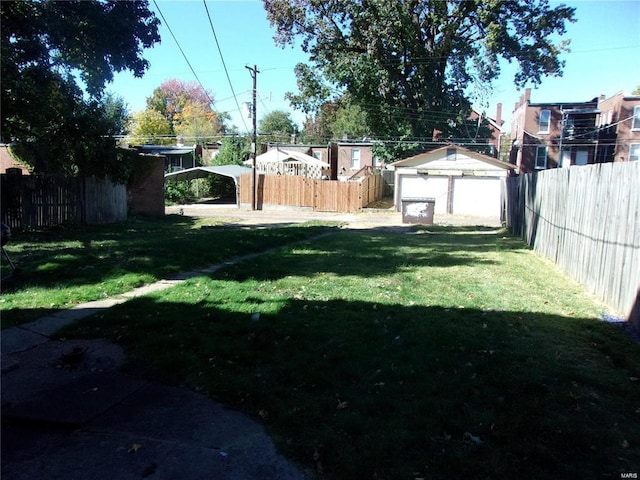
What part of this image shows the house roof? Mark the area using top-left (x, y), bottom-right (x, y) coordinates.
top-left (164, 165), bottom-right (251, 183)
top-left (244, 147), bottom-right (330, 167)
top-left (391, 145), bottom-right (514, 170)
top-left (135, 145), bottom-right (195, 156)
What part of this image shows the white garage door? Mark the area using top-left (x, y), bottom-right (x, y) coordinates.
top-left (399, 175), bottom-right (449, 214)
top-left (452, 177), bottom-right (501, 216)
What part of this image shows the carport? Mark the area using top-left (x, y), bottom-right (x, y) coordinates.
top-left (164, 165), bottom-right (252, 205)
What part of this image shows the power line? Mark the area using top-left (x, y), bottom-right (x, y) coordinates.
top-left (152, 0), bottom-right (219, 115)
top-left (202, 0), bottom-right (250, 134)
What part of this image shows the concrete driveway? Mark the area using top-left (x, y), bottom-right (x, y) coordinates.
top-left (165, 204), bottom-right (502, 229)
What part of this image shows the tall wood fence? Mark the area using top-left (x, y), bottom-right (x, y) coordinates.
top-left (1, 173), bottom-right (126, 230)
top-left (239, 173), bottom-right (385, 213)
top-left (505, 162), bottom-right (640, 326)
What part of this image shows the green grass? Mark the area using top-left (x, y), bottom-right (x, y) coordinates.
top-left (0, 215), bottom-right (338, 327)
top-left (60, 226), bottom-right (640, 479)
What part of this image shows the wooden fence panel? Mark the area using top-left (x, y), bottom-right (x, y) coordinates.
top-left (239, 173), bottom-right (383, 213)
top-left (0, 174), bottom-right (126, 229)
top-left (84, 177), bottom-right (127, 225)
top-left (506, 162), bottom-right (640, 324)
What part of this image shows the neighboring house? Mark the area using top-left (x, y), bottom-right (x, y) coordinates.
top-left (132, 145), bottom-right (197, 172)
top-left (264, 142), bottom-right (340, 180)
top-left (0, 144), bottom-right (30, 174)
top-left (510, 88), bottom-right (600, 173)
top-left (595, 91), bottom-right (640, 163)
top-left (391, 145), bottom-right (514, 217)
top-left (431, 104), bottom-right (504, 159)
top-left (468, 104), bottom-right (504, 157)
top-left (336, 141), bottom-right (381, 178)
top-left (265, 141), bottom-right (380, 180)
top-left (246, 147), bottom-right (330, 179)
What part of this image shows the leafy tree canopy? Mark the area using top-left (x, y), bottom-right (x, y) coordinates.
top-left (127, 109), bottom-right (173, 146)
top-left (1, 0), bottom-right (160, 178)
top-left (259, 110), bottom-right (298, 143)
top-left (212, 137), bottom-right (250, 166)
top-left (264, 0), bottom-right (575, 147)
top-left (143, 79), bottom-right (226, 142)
top-left (301, 97), bottom-right (371, 143)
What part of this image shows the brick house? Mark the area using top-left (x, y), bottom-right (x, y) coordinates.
top-left (509, 89), bottom-right (600, 173)
top-left (468, 105), bottom-right (504, 158)
top-left (509, 89), bottom-right (640, 173)
top-left (595, 91), bottom-right (640, 163)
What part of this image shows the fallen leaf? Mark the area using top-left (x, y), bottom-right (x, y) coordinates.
top-left (128, 443), bottom-right (142, 453)
top-left (337, 399), bottom-right (348, 410)
top-left (463, 432), bottom-right (484, 445)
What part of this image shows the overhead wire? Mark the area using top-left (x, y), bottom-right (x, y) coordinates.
top-left (152, 0), bottom-right (219, 115)
top-left (202, 0), bottom-right (250, 134)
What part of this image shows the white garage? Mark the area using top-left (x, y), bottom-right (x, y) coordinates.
top-left (391, 145), bottom-right (514, 217)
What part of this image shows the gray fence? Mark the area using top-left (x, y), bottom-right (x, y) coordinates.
top-left (1, 173), bottom-right (126, 230)
top-left (505, 162), bottom-right (640, 327)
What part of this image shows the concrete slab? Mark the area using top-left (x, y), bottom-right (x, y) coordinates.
top-left (23, 314), bottom-right (80, 336)
top-left (2, 424), bottom-right (305, 480)
top-left (3, 371), bottom-right (146, 426)
top-left (1, 327), bottom-right (48, 354)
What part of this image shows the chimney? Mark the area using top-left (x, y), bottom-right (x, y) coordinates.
top-left (496, 103), bottom-right (503, 126)
top-left (524, 88), bottom-right (531, 103)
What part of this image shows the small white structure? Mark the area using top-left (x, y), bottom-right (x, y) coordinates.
top-left (391, 145), bottom-right (514, 217)
top-left (244, 148), bottom-right (330, 179)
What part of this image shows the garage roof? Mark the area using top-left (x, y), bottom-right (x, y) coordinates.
top-left (391, 145), bottom-right (514, 170)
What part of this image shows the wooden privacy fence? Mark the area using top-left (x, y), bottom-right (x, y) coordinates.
top-left (1, 173), bottom-right (126, 230)
top-left (239, 173), bottom-right (385, 213)
top-left (505, 162), bottom-right (640, 326)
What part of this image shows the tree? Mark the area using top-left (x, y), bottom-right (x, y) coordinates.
top-left (633, 85), bottom-right (640, 96)
top-left (146, 79), bottom-right (225, 137)
top-left (1, 0), bottom-right (160, 178)
top-left (212, 137), bottom-right (250, 166)
top-left (258, 110), bottom-right (298, 143)
top-left (127, 109), bottom-right (173, 146)
top-left (264, 0), bottom-right (575, 146)
top-left (301, 99), bottom-right (371, 143)
top-left (174, 103), bottom-right (227, 144)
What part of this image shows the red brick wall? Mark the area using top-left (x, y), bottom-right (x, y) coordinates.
top-left (127, 156), bottom-right (165, 217)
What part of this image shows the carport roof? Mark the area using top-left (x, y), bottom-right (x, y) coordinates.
top-left (164, 165), bottom-right (252, 183)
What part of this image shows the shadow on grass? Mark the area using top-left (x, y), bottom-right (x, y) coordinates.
top-left (62, 295), bottom-right (640, 480)
top-left (215, 227), bottom-right (527, 282)
top-left (0, 216), bottom-right (336, 293)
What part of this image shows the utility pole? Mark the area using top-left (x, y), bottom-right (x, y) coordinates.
top-left (246, 65), bottom-right (259, 210)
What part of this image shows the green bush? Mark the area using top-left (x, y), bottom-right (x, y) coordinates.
top-left (164, 180), bottom-right (196, 205)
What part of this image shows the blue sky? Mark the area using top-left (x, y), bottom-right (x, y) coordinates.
top-left (108, 0), bottom-right (640, 135)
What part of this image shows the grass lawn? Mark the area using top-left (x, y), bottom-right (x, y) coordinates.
top-left (0, 215), bottom-right (337, 327)
top-left (60, 225), bottom-right (640, 479)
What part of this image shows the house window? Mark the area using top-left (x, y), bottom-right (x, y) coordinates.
top-left (535, 146), bottom-right (548, 169)
top-left (373, 155), bottom-right (382, 167)
top-left (632, 106), bottom-right (640, 130)
top-left (313, 151), bottom-right (323, 162)
top-left (630, 144), bottom-right (640, 162)
top-left (539, 109), bottom-right (551, 133)
top-left (351, 148), bottom-right (361, 169)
